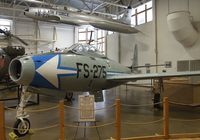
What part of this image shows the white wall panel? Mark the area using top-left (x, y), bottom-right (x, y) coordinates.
top-left (157, 0), bottom-right (200, 72)
top-left (107, 0), bottom-right (200, 75)
top-left (106, 33), bottom-right (119, 62)
top-left (13, 21), bottom-right (74, 54)
top-left (120, 22), bottom-right (156, 73)
top-left (15, 20), bottom-right (37, 54)
top-left (54, 25), bottom-right (74, 50)
top-left (169, 0), bottom-right (188, 13)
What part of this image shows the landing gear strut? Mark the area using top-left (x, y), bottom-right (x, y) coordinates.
top-left (153, 93), bottom-right (161, 109)
top-left (153, 78), bottom-right (164, 109)
top-left (13, 86), bottom-right (32, 137)
top-left (65, 92), bottom-right (73, 101)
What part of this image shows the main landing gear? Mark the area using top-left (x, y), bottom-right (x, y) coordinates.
top-left (153, 78), bottom-right (164, 109)
top-left (13, 86), bottom-right (32, 137)
top-left (65, 92), bottom-right (73, 101)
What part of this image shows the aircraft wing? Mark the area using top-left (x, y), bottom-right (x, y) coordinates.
top-left (90, 21), bottom-right (139, 34)
top-left (106, 71), bottom-right (200, 82)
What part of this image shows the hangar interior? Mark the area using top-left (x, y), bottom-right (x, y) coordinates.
top-left (0, 0), bottom-right (200, 140)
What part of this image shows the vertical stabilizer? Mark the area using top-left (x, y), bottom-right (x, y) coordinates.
top-left (132, 44), bottom-right (139, 73)
top-left (120, 6), bottom-right (132, 25)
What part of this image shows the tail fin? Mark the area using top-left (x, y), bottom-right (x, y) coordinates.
top-left (128, 44), bottom-right (141, 73)
top-left (132, 44), bottom-right (138, 70)
top-left (119, 6), bottom-right (132, 25)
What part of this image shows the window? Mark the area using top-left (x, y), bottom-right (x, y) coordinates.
top-left (97, 29), bottom-right (105, 54)
top-left (78, 27), bottom-right (94, 45)
top-left (108, 31), bottom-right (114, 35)
top-left (131, 0), bottom-right (153, 26)
top-left (137, 12), bottom-right (145, 25)
top-left (78, 26), bottom-right (106, 54)
top-left (0, 19), bottom-right (12, 35)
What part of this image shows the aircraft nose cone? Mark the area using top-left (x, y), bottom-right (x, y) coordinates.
top-left (9, 56), bottom-right (35, 85)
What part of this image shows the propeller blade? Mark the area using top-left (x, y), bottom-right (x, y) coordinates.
top-left (11, 35), bottom-right (29, 46)
top-left (0, 29), bottom-right (8, 36)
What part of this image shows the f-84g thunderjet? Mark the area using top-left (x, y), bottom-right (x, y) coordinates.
top-left (24, 6), bottom-right (138, 34)
top-left (9, 43), bottom-right (200, 136)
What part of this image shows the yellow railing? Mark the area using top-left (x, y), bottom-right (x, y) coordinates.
top-left (1, 97), bottom-right (200, 140)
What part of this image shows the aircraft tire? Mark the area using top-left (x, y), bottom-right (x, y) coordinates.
top-left (13, 118), bottom-right (30, 137)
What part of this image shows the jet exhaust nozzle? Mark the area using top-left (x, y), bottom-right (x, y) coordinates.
top-left (9, 57), bottom-right (35, 85)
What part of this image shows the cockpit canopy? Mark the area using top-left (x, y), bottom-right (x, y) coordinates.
top-left (65, 43), bottom-right (106, 58)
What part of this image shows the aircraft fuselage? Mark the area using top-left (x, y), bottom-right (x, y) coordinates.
top-left (9, 52), bottom-right (131, 92)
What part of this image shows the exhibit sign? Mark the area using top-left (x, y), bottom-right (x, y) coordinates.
top-left (79, 95), bottom-right (95, 122)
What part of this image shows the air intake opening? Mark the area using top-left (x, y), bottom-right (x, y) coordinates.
top-left (9, 59), bottom-right (22, 81)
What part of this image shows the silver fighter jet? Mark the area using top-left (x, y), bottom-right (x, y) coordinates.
top-left (8, 43), bottom-right (200, 136)
top-left (24, 7), bottom-right (138, 34)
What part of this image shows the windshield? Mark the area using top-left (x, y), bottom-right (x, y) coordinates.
top-left (66, 43), bottom-right (104, 56)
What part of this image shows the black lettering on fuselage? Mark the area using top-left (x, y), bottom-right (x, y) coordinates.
top-left (102, 66), bottom-right (106, 78)
top-left (76, 63), bottom-right (82, 78)
top-left (93, 65), bottom-right (98, 78)
top-left (76, 62), bottom-right (106, 79)
top-left (83, 64), bottom-right (89, 78)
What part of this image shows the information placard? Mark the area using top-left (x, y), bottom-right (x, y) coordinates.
top-left (79, 95), bottom-right (95, 122)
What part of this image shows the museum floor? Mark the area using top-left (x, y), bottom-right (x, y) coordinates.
top-left (3, 85), bottom-right (200, 140)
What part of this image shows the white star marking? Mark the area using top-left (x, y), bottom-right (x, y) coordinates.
top-left (36, 55), bottom-right (76, 88)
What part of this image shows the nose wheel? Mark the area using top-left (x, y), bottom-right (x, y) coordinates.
top-left (13, 118), bottom-right (30, 137)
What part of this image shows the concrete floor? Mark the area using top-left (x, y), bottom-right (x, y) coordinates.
top-left (3, 85), bottom-right (200, 140)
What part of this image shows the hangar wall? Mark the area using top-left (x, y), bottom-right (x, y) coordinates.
top-left (107, 0), bottom-right (200, 74)
top-left (14, 20), bottom-right (74, 54)
top-left (120, 22), bottom-right (156, 73)
top-left (106, 19), bottom-right (156, 74)
top-left (157, 0), bottom-right (200, 72)
top-left (0, 6), bottom-right (75, 54)
top-left (106, 33), bottom-right (120, 62)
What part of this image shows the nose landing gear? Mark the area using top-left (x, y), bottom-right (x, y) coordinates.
top-left (13, 86), bottom-right (32, 137)
top-left (13, 118), bottom-right (30, 137)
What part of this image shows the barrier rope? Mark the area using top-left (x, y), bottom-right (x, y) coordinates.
top-left (170, 118), bottom-right (200, 122)
top-left (95, 104), bottom-right (115, 111)
top-left (4, 105), bottom-right (59, 113)
top-left (121, 102), bottom-right (162, 107)
top-left (5, 124), bottom-right (59, 131)
top-left (64, 122), bottom-right (115, 128)
top-left (4, 106), bottom-right (16, 111)
top-left (64, 104), bottom-right (115, 111)
top-left (169, 101), bottom-right (197, 106)
top-left (122, 118), bottom-right (163, 125)
top-left (64, 105), bottom-right (79, 110)
top-left (25, 105), bottom-right (59, 113)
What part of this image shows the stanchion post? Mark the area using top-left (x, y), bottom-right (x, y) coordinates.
top-left (0, 101), bottom-right (6, 140)
top-left (163, 97), bottom-right (169, 139)
top-left (59, 100), bottom-right (65, 140)
top-left (115, 99), bottom-right (121, 140)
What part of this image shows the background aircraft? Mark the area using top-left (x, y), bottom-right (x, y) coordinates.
top-left (24, 6), bottom-right (138, 34)
top-left (8, 43), bottom-right (200, 136)
top-left (0, 29), bottom-right (26, 81)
